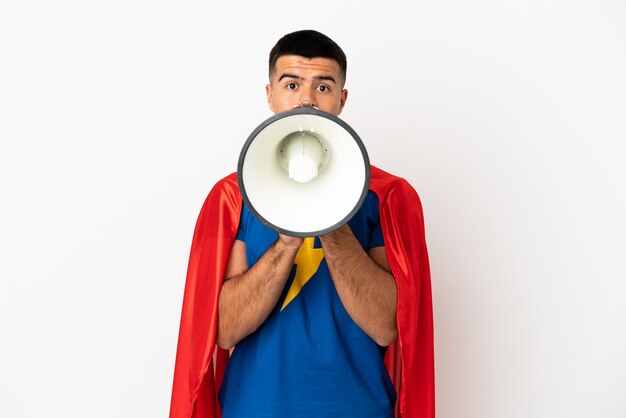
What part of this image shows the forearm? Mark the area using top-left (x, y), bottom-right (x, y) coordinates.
top-left (217, 238), bottom-right (300, 349)
top-left (319, 225), bottom-right (398, 346)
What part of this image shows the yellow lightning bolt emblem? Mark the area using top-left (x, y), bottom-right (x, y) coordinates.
top-left (281, 237), bottom-right (325, 311)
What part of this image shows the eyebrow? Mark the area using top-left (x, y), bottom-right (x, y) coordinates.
top-left (278, 73), bottom-right (337, 84)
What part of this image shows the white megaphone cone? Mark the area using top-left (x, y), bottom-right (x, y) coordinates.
top-left (237, 107), bottom-right (370, 237)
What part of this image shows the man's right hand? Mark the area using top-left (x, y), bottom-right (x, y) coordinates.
top-left (277, 234), bottom-right (304, 250)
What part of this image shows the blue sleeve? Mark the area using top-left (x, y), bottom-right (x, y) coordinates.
top-left (369, 211), bottom-right (384, 249)
top-left (235, 204), bottom-right (248, 242)
top-left (347, 191), bottom-right (385, 250)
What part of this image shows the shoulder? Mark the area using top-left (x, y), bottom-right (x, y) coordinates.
top-left (369, 166), bottom-right (428, 247)
top-left (369, 165), bottom-right (421, 207)
top-left (204, 172), bottom-right (241, 203)
top-left (197, 172), bottom-right (242, 216)
top-left (210, 172), bottom-right (239, 195)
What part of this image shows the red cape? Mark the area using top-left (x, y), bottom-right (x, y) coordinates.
top-left (170, 165), bottom-right (434, 418)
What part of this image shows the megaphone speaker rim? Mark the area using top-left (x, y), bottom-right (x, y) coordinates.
top-left (237, 108), bottom-right (370, 238)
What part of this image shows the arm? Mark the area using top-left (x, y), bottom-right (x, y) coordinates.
top-left (319, 224), bottom-right (398, 347)
top-left (217, 235), bottom-right (303, 350)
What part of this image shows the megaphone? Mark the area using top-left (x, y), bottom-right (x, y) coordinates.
top-left (238, 107), bottom-right (370, 237)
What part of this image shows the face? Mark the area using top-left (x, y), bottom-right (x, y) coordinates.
top-left (266, 55), bottom-right (348, 116)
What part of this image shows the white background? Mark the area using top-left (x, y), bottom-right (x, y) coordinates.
top-left (1, 1), bottom-right (625, 417)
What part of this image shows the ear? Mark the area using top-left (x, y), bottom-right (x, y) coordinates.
top-left (338, 89), bottom-right (348, 115)
top-left (266, 84), bottom-right (273, 112)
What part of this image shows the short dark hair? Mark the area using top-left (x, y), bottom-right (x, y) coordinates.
top-left (269, 30), bottom-right (347, 86)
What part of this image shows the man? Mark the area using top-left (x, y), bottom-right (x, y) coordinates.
top-left (170, 30), bottom-right (434, 418)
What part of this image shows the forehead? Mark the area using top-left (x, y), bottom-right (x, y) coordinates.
top-left (272, 55), bottom-right (342, 80)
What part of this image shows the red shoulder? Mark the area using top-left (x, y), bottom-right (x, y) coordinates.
top-left (369, 165), bottom-right (422, 207)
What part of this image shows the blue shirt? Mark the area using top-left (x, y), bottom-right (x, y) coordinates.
top-left (218, 192), bottom-right (395, 418)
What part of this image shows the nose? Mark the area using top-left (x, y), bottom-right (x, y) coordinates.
top-left (292, 99), bottom-right (319, 110)
top-left (298, 100), bottom-right (317, 109)
top-left (297, 86), bottom-right (317, 109)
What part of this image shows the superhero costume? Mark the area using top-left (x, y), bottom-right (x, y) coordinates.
top-left (219, 192), bottom-right (394, 417)
top-left (170, 165), bottom-right (434, 418)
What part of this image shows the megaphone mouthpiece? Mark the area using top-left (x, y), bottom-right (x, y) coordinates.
top-left (281, 132), bottom-right (325, 183)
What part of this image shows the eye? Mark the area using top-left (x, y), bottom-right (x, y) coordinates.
top-left (317, 84), bottom-right (330, 93)
top-left (287, 82), bottom-right (297, 90)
